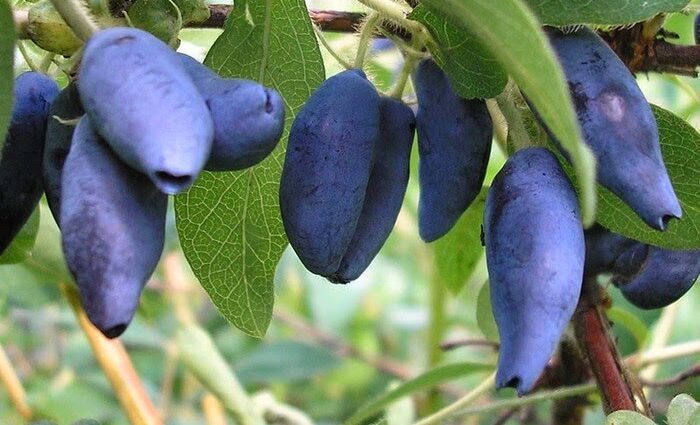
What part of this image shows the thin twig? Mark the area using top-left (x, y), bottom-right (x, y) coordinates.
top-left (202, 393), bottom-right (228, 425)
top-left (439, 338), bottom-right (499, 352)
top-left (640, 364), bottom-right (700, 388)
top-left (62, 283), bottom-right (164, 425)
top-left (492, 407), bottom-right (519, 425)
top-left (273, 307), bottom-right (413, 380)
top-left (413, 371), bottom-right (496, 425)
top-left (0, 344), bottom-right (33, 421)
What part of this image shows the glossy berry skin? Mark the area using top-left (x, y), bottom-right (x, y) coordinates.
top-left (695, 14), bottom-right (700, 45)
top-left (484, 147), bottom-right (584, 395)
top-left (178, 54), bottom-right (285, 171)
top-left (61, 117), bottom-right (167, 338)
top-left (0, 72), bottom-right (59, 253)
top-left (611, 245), bottom-right (700, 310)
top-left (546, 27), bottom-right (681, 230)
top-left (78, 27), bottom-right (214, 194)
top-left (42, 83), bottom-right (83, 222)
top-left (413, 58), bottom-right (492, 242)
top-left (280, 69), bottom-right (380, 276)
top-left (328, 97), bottom-right (415, 283)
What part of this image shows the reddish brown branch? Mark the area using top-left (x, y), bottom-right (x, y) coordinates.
top-left (188, 6), bottom-right (412, 39)
top-left (601, 23), bottom-right (700, 76)
top-left (572, 280), bottom-right (643, 415)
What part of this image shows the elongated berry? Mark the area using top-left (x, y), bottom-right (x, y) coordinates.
top-left (484, 147), bottom-right (584, 395)
top-left (78, 27), bottom-right (213, 194)
top-left (1, 72), bottom-right (59, 253)
top-left (328, 97), bottom-right (415, 283)
top-left (280, 69), bottom-right (380, 276)
top-left (61, 117), bottom-right (167, 338)
top-left (414, 58), bottom-right (492, 242)
top-left (178, 54), bottom-right (285, 171)
top-left (612, 245), bottom-right (700, 310)
top-left (545, 27), bottom-right (681, 230)
top-left (43, 83), bottom-right (83, 222)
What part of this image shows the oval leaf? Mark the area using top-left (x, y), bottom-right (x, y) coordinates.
top-left (667, 394), bottom-right (700, 425)
top-left (174, 0), bottom-right (325, 337)
top-left (420, 0), bottom-right (597, 226)
top-left (605, 410), bottom-right (658, 425)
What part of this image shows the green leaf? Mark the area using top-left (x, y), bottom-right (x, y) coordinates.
top-left (432, 187), bottom-right (486, 295)
top-left (607, 307), bottom-right (648, 350)
top-left (409, 5), bottom-right (506, 99)
top-left (420, 0), bottom-right (597, 226)
top-left (0, 206), bottom-right (39, 264)
top-left (0, 0), bottom-right (15, 155)
top-left (476, 280), bottom-right (499, 342)
top-left (667, 394), bottom-right (700, 425)
top-left (235, 340), bottom-right (340, 384)
top-left (344, 362), bottom-right (494, 425)
top-left (174, 0), bottom-right (324, 337)
top-left (596, 105), bottom-right (700, 249)
top-left (605, 410), bottom-right (658, 425)
top-left (525, 0), bottom-right (689, 26)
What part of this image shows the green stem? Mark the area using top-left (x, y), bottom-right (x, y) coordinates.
top-left (453, 383), bottom-right (597, 419)
top-left (17, 41), bottom-right (42, 72)
top-left (424, 272), bottom-right (446, 411)
top-left (39, 53), bottom-right (56, 74)
top-left (49, 0), bottom-right (99, 41)
top-left (485, 99), bottom-right (509, 155)
top-left (495, 83), bottom-right (532, 151)
top-left (414, 371), bottom-right (496, 425)
top-left (313, 26), bottom-right (352, 69)
top-left (389, 31), bottom-right (425, 99)
top-left (354, 12), bottom-right (380, 69)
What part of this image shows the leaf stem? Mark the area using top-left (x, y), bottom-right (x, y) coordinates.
top-left (39, 53), bottom-right (56, 74)
top-left (17, 41), bottom-right (42, 72)
top-left (49, 0), bottom-right (99, 41)
top-left (495, 82), bottom-right (532, 152)
top-left (354, 11), bottom-right (380, 69)
top-left (485, 99), bottom-right (509, 155)
top-left (313, 26), bottom-right (353, 69)
top-left (389, 32), bottom-right (424, 99)
top-left (413, 371), bottom-right (496, 425)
